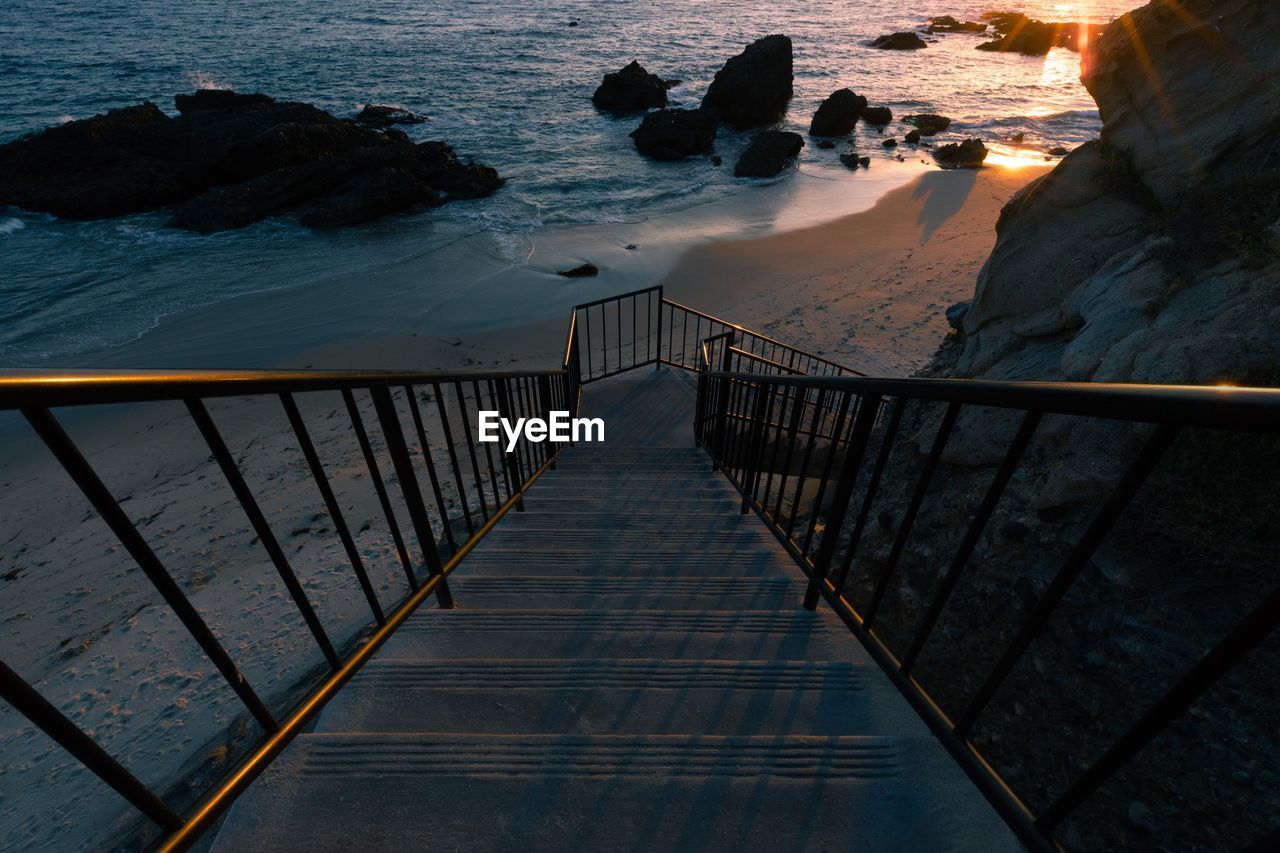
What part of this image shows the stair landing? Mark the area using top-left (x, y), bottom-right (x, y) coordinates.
top-left (212, 368), bottom-right (1020, 852)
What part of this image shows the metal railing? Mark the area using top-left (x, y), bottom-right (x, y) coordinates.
top-left (694, 368), bottom-right (1280, 851)
top-left (8, 283), bottom-right (1277, 852)
top-left (0, 358), bottom-right (581, 850)
top-left (571, 285), bottom-right (859, 381)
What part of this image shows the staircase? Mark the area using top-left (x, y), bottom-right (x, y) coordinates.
top-left (211, 369), bottom-right (1020, 852)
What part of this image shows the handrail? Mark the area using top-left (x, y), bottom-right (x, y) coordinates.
top-left (694, 366), bottom-right (1280, 852)
top-left (701, 372), bottom-right (1280, 433)
top-left (663, 296), bottom-right (859, 377)
top-left (7, 284), bottom-right (1277, 852)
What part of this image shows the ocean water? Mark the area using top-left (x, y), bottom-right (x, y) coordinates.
top-left (0, 0), bottom-right (1141, 366)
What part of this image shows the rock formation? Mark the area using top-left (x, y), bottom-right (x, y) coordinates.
top-left (872, 32), bottom-right (927, 50)
top-left (808, 89), bottom-right (866, 137)
top-left (932, 138), bottom-right (987, 168)
top-left (976, 11), bottom-right (1105, 55)
top-left (734, 131), bottom-right (804, 178)
top-left (860, 106), bottom-right (892, 126)
top-left (354, 104), bottom-right (428, 128)
top-left (592, 61), bottom-right (670, 114)
top-left (701, 35), bottom-right (794, 127)
top-left (841, 5), bottom-right (1280, 848)
top-left (902, 114), bottom-right (951, 135)
top-left (629, 107), bottom-right (717, 160)
top-left (926, 16), bottom-right (987, 34)
top-left (0, 90), bottom-right (502, 232)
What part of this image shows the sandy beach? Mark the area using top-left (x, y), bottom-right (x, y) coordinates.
top-left (0, 162), bottom-right (1048, 850)
top-left (656, 162), bottom-right (1050, 375)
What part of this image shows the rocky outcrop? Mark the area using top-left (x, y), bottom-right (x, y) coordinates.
top-left (977, 12), bottom-right (1105, 55)
top-left (701, 35), bottom-right (794, 127)
top-left (0, 90), bottom-right (502, 231)
top-left (954, 0), bottom-right (1280, 384)
top-left (354, 104), bottom-right (428, 128)
top-left (932, 138), bottom-right (987, 168)
top-left (808, 89), bottom-right (866, 137)
top-left (902, 114), bottom-right (951, 135)
top-left (835, 6), bottom-right (1280, 851)
top-left (629, 107), bottom-right (717, 160)
top-left (861, 106), bottom-right (892, 126)
top-left (926, 16), bottom-right (987, 34)
top-left (734, 131), bottom-right (803, 178)
top-left (872, 32), bottom-right (927, 50)
top-left (592, 61), bottom-right (670, 114)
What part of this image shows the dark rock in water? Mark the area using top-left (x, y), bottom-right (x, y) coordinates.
top-left (927, 16), bottom-right (988, 33)
top-left (567, 20), bottom-right (578, 27)
top-left (0, 91), bottom-right (503, 231)
top-left (881, 138), bottom-right (898, 148)
top-left (903, 113), bottom-right (951, 135)
top-left (872, 32), bottom-right (928, 50)
top-left (838, 152), bottom-right (861, 170)
top-left (175, 90), bottom-right (274, 114)
top-left (1010, 131), bottom-right (1025, 143)
top-left (808, 88), bottom-right (866, 137)
top-left (816, 139), bottom-right (835, 149)
top-left (592, 60), bottom-right (669, 114)
top-left (629, 107), bottom-right (717, 160)
top-left (663, 79), bottom-right (681, 89)
top-left (172, 139), bottom-right (502, 233)
top-left (625, 244), bottom-right (638, 250)
top-left (701, 35), bottom-right (794, 127)
top-left (859, 156), bottom-right (870, 168)
top-left (946, 300), bottom-right (971, 330)
top-left (710, 155), bottom-right (723, 166)
top-left (861, 106), bottom-right (892, 125)
top-left (1048, 146), bottom-right (1070, 156)
top-left (558, 262), bottom-right (599, 277)
top-left (977, 12), bottom-right (1104, 55)
top-left (904, 129), bottom-right (921, 144)
top-left (355, 104), bottom-right (428, 128)
top-left (933, 138), bottom-right (988, 168)
top-left (734, 130), bottom-right (804, 178)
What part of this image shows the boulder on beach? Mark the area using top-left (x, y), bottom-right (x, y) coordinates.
top-left (0, 90), bottom-right (503, 232)
top-left (881, 138), bottom-right (897, 148)
top-left (558, 262), bottom-right (599, 277)
top-left (927, 15), bottom-right (988, 33)
top-left (1048, 146), bottom-right (1069, 156)
top-left (701, 35), bottom-right (794, 127)
top-left (861, 106), bottom-right (892, 125)
top-left (355, 104), bottom-right (428, 128)
top-left (903, 113), bottom-right (951, 135)
top-left (808, 89), bottom-right (866, 137)
top-left (872, 32), bottom-right (928, 50)
top-left (816, 139), bottom-right (835, 149)
top-left (905, 129), bottom-right (921, 144)
top-left (734, 130), bottom-right (804, 178)
top-left (592, 60), bottom-right (670, 114)
top-left (932, 138), bottom-right (988, 168)
top-left (629, 107), bottom-right (717, 160)
top-left (838, 152), bottom-right (860, 169)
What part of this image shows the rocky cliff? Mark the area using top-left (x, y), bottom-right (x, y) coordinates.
top-left (947, 0), bottom-right (1280, 387)
top-left (836, 3), bottom-right (1279, 851)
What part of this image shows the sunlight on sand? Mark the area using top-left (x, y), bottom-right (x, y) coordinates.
top-left (984, 149), bottom-right (1055, 170)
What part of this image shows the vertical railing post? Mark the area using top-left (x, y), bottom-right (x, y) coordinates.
top-left (655, 287), bottom-right (664, 369)
top-left (369, 385), bottom-right (455, 608)
top-left (740, 379), bottom-right (771, 513)
top-left (803, 393), bottom-right (881, 610)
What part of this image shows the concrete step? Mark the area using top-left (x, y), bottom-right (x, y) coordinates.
top-left (317, 659), bottom-right (901, 735)
top-left (453, 552), bottom-right (791, 577)
top-left (375, 610), bottom-right (841, 660)
top-left (447, 576), bottom-right (798, 609)
top-left (212, 733), bottom-right (1020, 853)
top-left (475, 531), bottom-right (781, 552)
